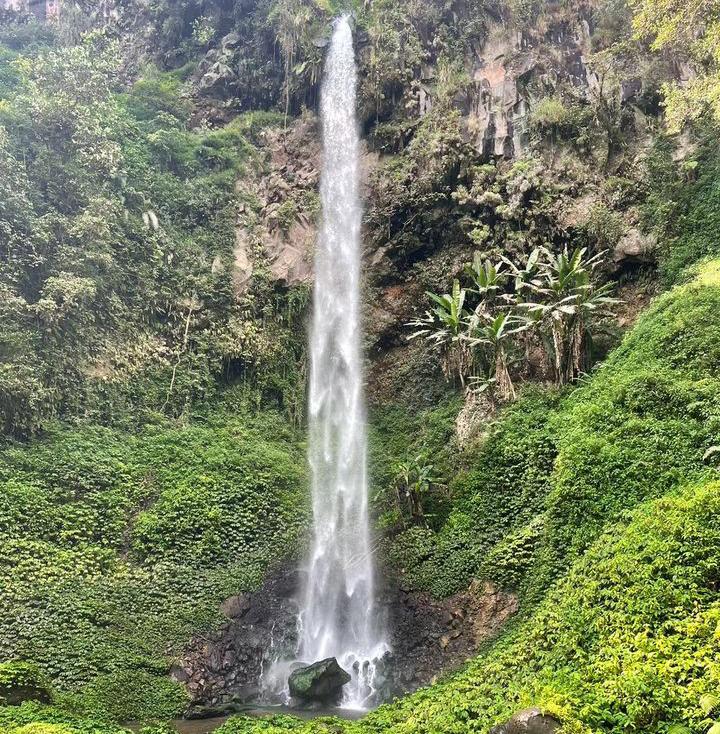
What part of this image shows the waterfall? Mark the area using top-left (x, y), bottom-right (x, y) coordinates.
top-left (297, 15), bottom-right (388, 709)
top-left (259, 16), bottom-right (388, 710)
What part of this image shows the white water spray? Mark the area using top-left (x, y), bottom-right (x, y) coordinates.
top-left (297, 15), bottom-right (388, 708)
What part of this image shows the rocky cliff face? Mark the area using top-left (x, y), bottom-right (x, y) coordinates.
top-left (234, 117), bottom-right (321, 291)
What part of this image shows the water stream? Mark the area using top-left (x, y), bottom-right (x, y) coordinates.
top-left (262, 14), bottom-right (389, 710)
top-left (297, 14), bottom-right (389, 709)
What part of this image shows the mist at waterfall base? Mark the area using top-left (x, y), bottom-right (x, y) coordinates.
top-left (260, 16), bottom-right (389, 711)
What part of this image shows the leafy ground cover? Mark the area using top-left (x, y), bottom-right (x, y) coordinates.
top-left (0, 392), bottom-right (307, 725)
top-left (200, 259), bottom-right (720, 734)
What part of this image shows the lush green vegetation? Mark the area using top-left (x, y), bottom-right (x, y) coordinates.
top-left (0, 393), bottom-right (306, 724)
top-left (0, 28), bottom-right (304, 438)
top-left (644, 129), bottom-right (720, 284)
top-left (207, 261), bottom-right (720, 733)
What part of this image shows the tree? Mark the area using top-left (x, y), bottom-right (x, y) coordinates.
top-left (409, 279), bottom-right (471, 385)
top-left (521, 247), bottom-right (618, 385)
top-left (468, 312), bottom-right (528, 402)
top-left (409, 247), bottom-right (618, 401)
top-left (392, 453), bottom-right (443, 525)
top-left (630, 0), bottom-right (720, 132)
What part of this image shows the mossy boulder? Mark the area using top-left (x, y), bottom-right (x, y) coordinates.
top-left (0, 662), bottom-right (52, 706)
top-left (288, 658), bottom-right (351, 702)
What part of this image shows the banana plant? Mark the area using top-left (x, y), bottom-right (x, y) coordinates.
top-left (520, 246), bottom-right (618, 385)
top-left (468, 311), bottom-right (529, 401)
top-left (464, 253), bottom-right (509, 306)
top-left (501, 247), bottom-right (543, 295)
top-left (408, 279), bottom-right (471, 384)
top-left (669, 693), bottom-right (720, 734)
top-left (392, 453), bottom-right (443, 526)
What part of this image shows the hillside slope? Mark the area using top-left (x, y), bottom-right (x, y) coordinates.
top-left (211, 260), bottom-right (720, 732)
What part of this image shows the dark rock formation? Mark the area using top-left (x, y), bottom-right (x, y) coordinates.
top-left (489, 707), bottom-right (561, 734)
top-left (178, 570), bottom-right (518, 709)
top-left (288, 658), bottom-right (351, 702)
top-left (177, 570), bottom-right (299, 707)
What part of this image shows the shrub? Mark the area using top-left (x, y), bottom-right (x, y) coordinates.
top-left (68, 671), bottom-right (188, 722)
top-left (0, 663), bottom-right (52, 706)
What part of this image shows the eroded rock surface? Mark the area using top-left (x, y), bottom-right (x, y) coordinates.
top-left (233, 117), bottom-right (321, 293)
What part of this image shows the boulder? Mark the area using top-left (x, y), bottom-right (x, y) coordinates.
top-left (489, 707), bottom-right (561, 734)
top-left (199, 62), bottom-right (236, 96)
top-left (613, 228), bottom-right (656, 269)
top-left (288, 658), bottom-right (351, 702)
top-left (221, 32), bottom-right (242, 53)
top-left (220, 594), bottom-right (250, 619)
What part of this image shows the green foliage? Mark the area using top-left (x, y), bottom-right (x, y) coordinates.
top-left (391, 259), bottom-right (720, 605)
top-left (530, 96), bottom-right (571, 129)
top-left (0, 33), bottom-right (306, 437)
top-left (387, 387), bottom-right (560, 596)
top-left (0, 701), bottom-right (127, 734)
top-left (0, 399), bottom-right (306, 720)
top-left (644, 129), bottom-right (720, 284)
top-left (221, 478), bottom-right (720, 734)
top-left (0, 662), bottom-right (52, 706)
top-left (630, 0), bottom-right (720, 132)
top-left (370, 395), bottom-right (461, 529)
top-left (64, 671), bottom-right (187, 723)
top-left (411, 247), bottom-right (617, 398)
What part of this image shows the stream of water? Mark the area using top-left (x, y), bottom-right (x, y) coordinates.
top-left (262, 14), bottom-right (389, 710)
top-left (298, 13), bottom-right (389, 708)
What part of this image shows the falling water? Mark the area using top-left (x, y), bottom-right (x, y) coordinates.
top-left (297, 15), bottom-right (388, 708)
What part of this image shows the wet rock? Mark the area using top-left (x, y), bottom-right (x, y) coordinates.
top-left (288, 658), bottom-right (351, 702)
top-left (178, 571), bottom-right (518, 708)
top-left (489, 707), bottom-right (561, 734)
top-left (232, 684), bottom-right (260, 704)
top-left (184, 702), bottom-right (247, 720)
